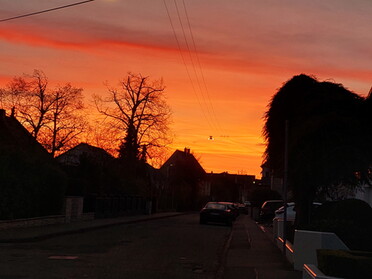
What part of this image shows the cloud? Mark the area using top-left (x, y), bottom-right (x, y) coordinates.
top-left (0, 23), bottom-right (174, 53)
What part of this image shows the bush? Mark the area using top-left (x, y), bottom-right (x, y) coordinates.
top-left (306, 199), bottom-right (372, 251)
top-left (0, 147), bottom-right (66, 219)
top-left (317, 249), bottom-right (372, 278)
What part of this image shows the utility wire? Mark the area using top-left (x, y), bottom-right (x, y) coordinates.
top-left (165, 0), bottom-right (223, 134)
top-left (181, 0), bottom-right (224, 135)
top-left (163, 0), bottom-right (214, 130)
top-left (0, 0), bottom-right (95, 23)
top-left (173, 0), bottom-right (218, 132)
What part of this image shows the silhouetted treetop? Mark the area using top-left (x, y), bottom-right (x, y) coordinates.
top-left (263, 74), bottom-right (369, 227)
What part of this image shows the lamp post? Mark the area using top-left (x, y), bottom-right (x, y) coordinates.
top-left (282, 120), bottom-right (289, 256)
top-left (168, 164), bottom-right (175, 210)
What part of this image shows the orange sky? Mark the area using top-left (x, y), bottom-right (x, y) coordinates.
top-left (1, 0), bottom-right (371, 177)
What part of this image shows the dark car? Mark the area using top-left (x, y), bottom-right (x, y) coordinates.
top-left (219, 202), bottom-right (239, 219)
top-left (259, 200), bottom-right (284, 222)
top-left (200, 202), bottom-right (235, 226)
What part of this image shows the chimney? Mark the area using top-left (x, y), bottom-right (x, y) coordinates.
top-left (184, 147), bottom-right (190, 155)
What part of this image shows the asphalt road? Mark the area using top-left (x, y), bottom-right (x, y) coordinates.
top-left (0, 214), bottom-right (231, 279)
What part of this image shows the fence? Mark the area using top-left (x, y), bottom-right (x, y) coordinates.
top-left (85, 195), bottom-right (148, 218)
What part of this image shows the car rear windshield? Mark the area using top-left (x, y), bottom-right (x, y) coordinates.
top-left (206, 203), bottom-right (226, 210)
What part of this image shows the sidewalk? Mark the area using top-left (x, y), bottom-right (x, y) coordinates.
top-left (0, 212), bottom-right (185, 243)
top-left (222, 214), bottom-right (302, 279)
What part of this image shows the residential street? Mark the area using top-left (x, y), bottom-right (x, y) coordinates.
top-left (0, 214), bottom-right (230, 279)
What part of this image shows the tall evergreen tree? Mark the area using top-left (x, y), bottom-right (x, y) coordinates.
top-left (263, 74), bottom-right (367, 226)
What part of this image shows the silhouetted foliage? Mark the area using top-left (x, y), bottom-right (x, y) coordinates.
top-left (307, 199), bottom-right (372, 251)
top-left (363, 88), bottom-right (372, 183)
top-left (263, 74), bottom-right (369, 227)
top-left (317, 249), bottom-right (372, 278)
top-left (0, 146), bottom-right (66, 219)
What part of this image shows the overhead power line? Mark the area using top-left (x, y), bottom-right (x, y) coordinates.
top-left (163, 0), bottom-right (214, 130)
top-left (181, 0), bottom-right (224, 134)
top-left (0, 0), bottom-right (95, 23)
top-left (173, 0), bottom-right (217, 130)
top-left (163, 0), bottom-right (225, 135)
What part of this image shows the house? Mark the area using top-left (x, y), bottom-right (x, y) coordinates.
top-left (206, 172), bottom-right (256, 203)
top-left (56, 142), bottom-right (114, 166)
top-left (56, 143), bottom-right (118, 198)
top-left (260, 162), bottom-right (271, 187)
top-left (259, 162), bottom-right (284, 194)
top-left (57, 143), bottom-right (161, 215)
top-left (160, 148), bottom-right (206, 210)
top-left (0, 109), bottom-right (50, 157)
top-left (0, 109), bottom-right (66, 219)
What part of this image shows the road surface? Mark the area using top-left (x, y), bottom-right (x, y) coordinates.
top-left (0, 213), bottom-right (231, 278)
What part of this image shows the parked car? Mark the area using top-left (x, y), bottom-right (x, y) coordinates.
top-left (244, 201), bottom-right (251, 207)
top-left (274, 202), bottom-right (295, 220)
top-left (259, 200), bottom-right (284, 221)
top-left (200, 202), bottom-right (235, 226)
top-left (218, 202), bottom-right (239, 219)
top-left (274, 202), bottom-right (322, 221)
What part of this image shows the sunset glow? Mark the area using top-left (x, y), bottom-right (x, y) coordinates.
top-left (1, 0), bottom-right (371, 177)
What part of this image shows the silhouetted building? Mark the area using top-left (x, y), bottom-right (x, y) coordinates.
top-left (0, 109), bottom-right (66, 219)
top-left (57, 143), bottom-right (161, 215)
top-left (260, 162), bottom-right (271, 187)
top-left (206, 172), bottom-right (255, 203)
top-left (56, 143), bottom-right (114, 166)
top-left (259, 162), bottom-right (283, 195)
top-left (0, 109), bottom-right (49, 157)
top-left (160, 148), bottom-right (206, 210)
top-left (56, 143), bottom-right (120, 197)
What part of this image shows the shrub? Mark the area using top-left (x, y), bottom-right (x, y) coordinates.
top-left (317, 249), bottom-right (372, 278)
top-left (0, 147), bottom-right (66, 219)
top-left (306, 199), bottom-right (372, 251)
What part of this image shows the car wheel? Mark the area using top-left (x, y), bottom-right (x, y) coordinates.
top-left (226, 219), bottom-right (233, 227)
top-left (200, 218), bottom-right (207, 224)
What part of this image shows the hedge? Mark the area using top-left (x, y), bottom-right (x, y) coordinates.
top-left (317, 249), bottom-right (372, 278)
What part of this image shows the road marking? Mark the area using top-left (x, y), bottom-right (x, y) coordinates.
top-left (244, 223), bottom-right (252, 248)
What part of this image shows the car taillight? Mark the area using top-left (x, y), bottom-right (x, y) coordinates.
top-left (225, 209), bottom-right (231, 213)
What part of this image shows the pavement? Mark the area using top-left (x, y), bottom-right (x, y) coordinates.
top-left (0, 212), bottom-right (302, 279)
top-left (221, 214), bottom-right (302, 279)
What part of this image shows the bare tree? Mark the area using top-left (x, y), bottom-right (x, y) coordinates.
top-left (94, 73), bottom-right (172, 165)
top-left (0, 70), bottom-right (86, 156)
top-left (45, 84), bottom-right (86, 157)
top-left (83, 118), bottom-right (121, 157)
top-left (1, 70), bottom-right (53, 139)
